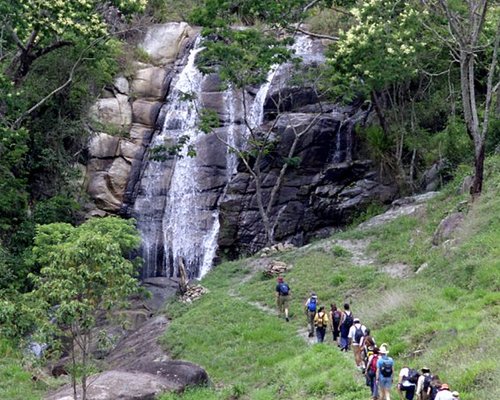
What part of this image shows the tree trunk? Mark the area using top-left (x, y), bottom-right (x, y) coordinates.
top-left (371, 91), bottom-right (390, 137)
top-left (471, 141), bottom-right (485, 196)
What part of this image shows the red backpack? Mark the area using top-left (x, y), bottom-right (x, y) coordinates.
top-left (369, 355), bottom-right (379, 373)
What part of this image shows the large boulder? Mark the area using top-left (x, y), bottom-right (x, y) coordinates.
top-left (131, 67), bottom-right (170, 100)
top-left (88, 133), bottom-right (120, 159)
top-left (141, 22), bottom-right (195, 65)
top-left (432, 212), bottom-right (465, 245)
top-left (45, 370), bottom-right (185, 400)
top-left (90, 94), bottom-right (132, 132)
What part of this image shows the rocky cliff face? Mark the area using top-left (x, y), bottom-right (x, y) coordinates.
top-left (83, 23), bottom-right (398, 277)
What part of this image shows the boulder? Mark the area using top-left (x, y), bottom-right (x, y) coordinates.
top-left (131, 67), bottom-right (170, 100)
top-left (141, 22), bottom-right (195, 65)
top-left (114, 76), bottom-right (130, 95)
top-left (132, 99), bottom-right (163, 127)
top-left (87, 172), bottom-right (122, 212)
top-left (44, 370), bottom-right (182, 400)
top-left (88, 133), bottom-right (120, 159)
top-left (90, 94), bottom-right (132, 131)
top-left (118, 139), bottom-right (144, 162)
top-left (432, 212), bottom-right (465, 246)
top-left (108, 157), bottom-right (132, 196)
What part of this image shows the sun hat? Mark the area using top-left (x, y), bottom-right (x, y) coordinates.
top-left (440, 383), bottom-right (450, 390)
top-left (379, 345), bottom-right (389, 354)
top-left (452, 391), bottom-right (460, 397)
top-left (353, 318), bottom-right (360, 323)
top-left (421, 367), bottom-right (430, 373)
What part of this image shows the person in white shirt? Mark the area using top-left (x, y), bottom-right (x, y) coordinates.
top-left (416, 367), bottom-right (432, 400)
top-left (435, 383), bottom-right (454, 400)
top-left (348, 318), bottom-right (367, 369)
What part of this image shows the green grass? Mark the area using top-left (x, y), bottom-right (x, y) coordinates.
top-left (0, 339), bottom-right (46, 400)
top-left (159, 157), bottom-right (500, 400)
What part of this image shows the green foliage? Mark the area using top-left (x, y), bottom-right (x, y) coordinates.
top-left (324, 1), bottom-right (432, 100)
top-left (147, 0), bottom-right (201, 22)
top-left (28, 217), bottom-right (141, 395)
top-left (196, 28), bottom-right (294, 88)
top-left (199, 108), bottom-right (220, 134)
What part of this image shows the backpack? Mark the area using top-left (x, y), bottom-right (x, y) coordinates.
top-left (279, 283), bottom-right (289, 295)
top-left (405, 368), bottom-right (420, 384)
top-left (354, 325), bottom-right (364, 343)
top-left (429, 385), bottom-right (438, 400)
top-left (333, 310), bottom-right (342, 325)
top-left (369, 355), bottom-right (379, 373)
top-left (422, 374), bottom-right (433, 394)
top-left (315, 312), bottom-right (326, 328)
top-left (379, 360), bottom-right (393, 378)
top-left (343, 312), bottom-right (353, 328)
top-left (307, 297), bottom-right (317, 312)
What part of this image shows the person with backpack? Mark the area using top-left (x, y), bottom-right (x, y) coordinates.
top-left (416, 367), bottom-right (433, 400)
top-left (376, 345), bottom-right (394, 400)
top-left (275, 276), bottom-right (291, 321)
top-left (365, 346), bottom-right (380, 400)
top-left (360, 328), bottom-right (376, 369)
top-left (397, 366), bottom-right (420, 400)
top-left (329, 303), bottom-right (342, 344)
top-left (313, 306), bottom-right (329, 343)
top-left (304, 292), bottom-right (318, 337)
top-left (348, 317), bottom-right (367, 370)
top-left (339, 303), bottom-right (353, 351)
top-left (427, 375), bottom-right (441, 400)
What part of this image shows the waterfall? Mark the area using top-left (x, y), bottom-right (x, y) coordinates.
top-left (134, 34), bottom-right (321, 279)
top-left (134, 40), bottom-right (218, 279)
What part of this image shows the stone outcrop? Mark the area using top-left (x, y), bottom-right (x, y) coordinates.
top-left (432, 212), bottom-right (465, 246)
top-left (45, 366), bottom-right (208, 400)
top-left (84, 22), bottom-right (197, 216)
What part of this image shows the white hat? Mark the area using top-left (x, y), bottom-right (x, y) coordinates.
top-left (379, 345), bottom-right (389, 354)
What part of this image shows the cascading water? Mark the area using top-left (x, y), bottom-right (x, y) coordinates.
top-left (133, 34), bottom-right (322, 279)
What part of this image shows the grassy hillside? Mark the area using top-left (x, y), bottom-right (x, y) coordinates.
top-left (160, 156), bottom-right (500, 400)
top-left (0, 339), bottom-right (47, 400)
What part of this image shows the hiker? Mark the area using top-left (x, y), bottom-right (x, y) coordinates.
top-left (365, 346), bottom-right (380, 400)
top-left (416, 367), bottom-right (433, 400)
top-left (275, 276), bottom-right (290, 321)
top-left (376, 344), bottom-right (394, 400)
top-left (339, 303), bottom-right (354, 351)
top-left (304, 292), bottom-right (318, 337)
top-left (313, 306), bottom-right (329, 343)
top-left (348, 317), bottom-right (367, 369)
top-left (434, 383), bottom-right (454, 400)
top-left (329, 303), bottom-right (342, 344)
top-left (397, 366), bottom-right (419, 400)
top-left (359, 327), bottom-right (376, 369)
top-left (428, 375), bottom-right (441, 400)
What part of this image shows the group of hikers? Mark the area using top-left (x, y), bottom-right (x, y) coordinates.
top-left (275, 277), bottom-right (461, 400)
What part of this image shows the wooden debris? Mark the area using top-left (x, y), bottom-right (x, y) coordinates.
top-left (263, 260), bottom-right (289, 278)
top-left (180, 285), bottom-right (208, 303)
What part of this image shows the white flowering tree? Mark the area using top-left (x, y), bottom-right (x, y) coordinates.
top-left (323, 1), bottom-right (448, 185)
top-left (3, 0), bottom-right (147, 84)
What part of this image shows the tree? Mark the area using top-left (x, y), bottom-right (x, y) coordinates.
top-left (30, 216), bottom-right (140, 400)
top-left (3, 0), bottom-right (147, 84)
top-left (421, 1), bottom-right (500, 195)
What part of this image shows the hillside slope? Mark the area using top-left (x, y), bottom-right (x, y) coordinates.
top-left (160, 156), bottom-right (500, 400)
